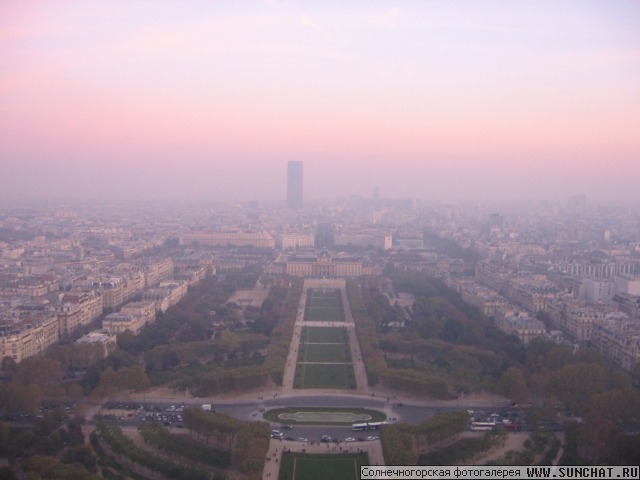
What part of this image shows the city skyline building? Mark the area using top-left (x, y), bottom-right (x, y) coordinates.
top-left (287, 161), bottom-right (304, 209)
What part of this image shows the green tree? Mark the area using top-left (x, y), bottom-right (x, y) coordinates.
top-left (381, 424), bottom-right (417, 465)
top-left (544, 345), bottom-right (576, 371)
top-left (0, 465), bottom-right (17, 480)
top-left (82, 364), bottom-right (101, 393)
top-left (414, 411), bottom-right (468, 449)
top-left (0, 423), bottom-right (9, 455)
top-left (610, 370), bottom-right (633, 390)
top-left (214, 331), bottom-right (240, 358)
top-left (550, 363), bottom-right (607, 412)
top-left (1, 356), bottom-right (17, 375)
top-left (14, 356), bottom-right (61, 386)
top-left (66, 383), bottom-right (85, 402)
top-left (583, 388), bottom-right (640, 426)
top-left (3, 384), bottom-right (42, 415)
top-left (120, 365), bottom-right (150, 391)
top-left (61, 445), bottom-right (97, 473)
top-left (631, 362), bottom-right (640, 387)
top-left (498, 366), bottom-right (531, 404)
top-left (145, 346), bottom-right (179, 373)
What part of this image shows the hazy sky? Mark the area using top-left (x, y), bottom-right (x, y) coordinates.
top-left (1, 1), bottom-right (639, 205)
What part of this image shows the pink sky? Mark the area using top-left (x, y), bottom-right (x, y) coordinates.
top-left (1, 1), bottom-right (639, 204)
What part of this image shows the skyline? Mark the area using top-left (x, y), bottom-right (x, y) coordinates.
top-left (1, 1), bottom-right (639, 205)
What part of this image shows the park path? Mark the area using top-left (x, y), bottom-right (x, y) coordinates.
top-left (281, 279), bottom-right (369, 394)
top-left (266, 279), bottom-right (379, 479)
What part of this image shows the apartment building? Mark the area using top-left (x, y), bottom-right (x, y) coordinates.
top-left (0, 275), bottom-right (56, 298)
top-left (101, 300), bottom-right (154, 336)
top-left (76, 330), bottom-right (118, 358)
top-left (547, 300), bottom-right (605, 343)
top-left (278, 232), bottom-right (315, 251)
top-left (455, 280), bottom-right (509, 317)
top-left (102, 312), bottom-right (145, 335)
top-left (475, 261), bottom-right (512, 295)
top-left (612, 293), bottom-right (640, 319)
top-left (179, 231), bottom-right (276, 249)
top-left (92, 272), bottom-right (145, 310)
top-left (615, 275), bottom-right (640, 296)
top-left (507, 277), bottom-right (557, 314)
top-left (555, 260), bottom-right (635, 279)
top-left (142, 281), bottom-right (188, 313)
top-left (57, 290), bottom-right (103, 338)
top-left (120, 301), bottom-right (156, 326)
top-left (0, 313), bottom-right (59, 362)
top-left (496, 310), bottom-right (546, 345)
top-left (590, 314), bottom-right (640, 372)
top-left (334, 233), bottom-right (392, 250)
top-left (142, 257), bottom-right (174, 287)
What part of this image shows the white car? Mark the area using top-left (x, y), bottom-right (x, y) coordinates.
top-left (344, 437), bottom-right (356, 442)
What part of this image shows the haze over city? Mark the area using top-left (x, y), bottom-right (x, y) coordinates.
top-left (1, 1), bottom-right (639, 205)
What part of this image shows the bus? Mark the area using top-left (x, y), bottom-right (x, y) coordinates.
top-left (470, 421), bottom-right (496, 432)
top-left (351, 422), bottom-right (386, 431)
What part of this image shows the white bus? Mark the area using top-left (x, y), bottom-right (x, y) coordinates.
top-left (351, 422), bottom-right (386, 431)
top-left (470, 421), bottom-right (496, 432)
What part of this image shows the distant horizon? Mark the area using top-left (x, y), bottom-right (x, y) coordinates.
top-left (1, 191), bottom-right (637, 212)
top-left (2, 1), bottom-right (639, 206)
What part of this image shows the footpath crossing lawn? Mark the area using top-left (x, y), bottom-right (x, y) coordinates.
top-left (294, 326), bottom-right (355, 389)
top-left (294, 363), bottom-right (356, 389)
top-left (301, 326), bottom-right (349, 343)
top-left (298, 343), bottom-right (352, 363)
top-left (304, 288), bottom-right (345, 321)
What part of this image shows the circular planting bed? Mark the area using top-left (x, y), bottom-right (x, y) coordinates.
top-left (264, 407), bottom-right (386, 425)
top-left (278, 411), bottom-right (372, 423)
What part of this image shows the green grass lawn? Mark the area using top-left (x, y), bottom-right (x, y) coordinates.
top-left (279, 452), bottom-right (368, 480)
top-left (304, 289), bottom-right (345, 321)
top-left (304, 307), bottom-right (344, 322)
top-left (294, 363), bottom-right (356, 389)
top-left (301, 326), bottom-right (348, 344)
top-left (304, 306), bottom-right (345, 321)
top-left (298, 343), bottom-right (352, 363)
top-left (307, 296), bottom-right (343, 308)
top-left (306, 288), bottom-right (342, 302)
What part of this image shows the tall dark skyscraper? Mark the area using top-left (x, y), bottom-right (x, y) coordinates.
top-left (287, 161), bottom-right (303, 208)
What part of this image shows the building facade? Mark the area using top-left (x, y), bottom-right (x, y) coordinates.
top-left (287, 161), bottom-right (303, 209)
top-left (57, 290), bottom-right (104, 338)
top-left (279, 232), bottom-right (315, 251)
top-left (179, 231), bottom-right (276, 249)
top-left (0, 314), bottom-right (60, 362)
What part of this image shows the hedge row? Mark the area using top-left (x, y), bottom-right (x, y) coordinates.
top-left (98, 422), bottom-right (210, 480)
top-left (139, 424), bottom-right (231, 468)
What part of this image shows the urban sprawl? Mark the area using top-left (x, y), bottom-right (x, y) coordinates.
top-left (1, 195), bottom-right (639, 373)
